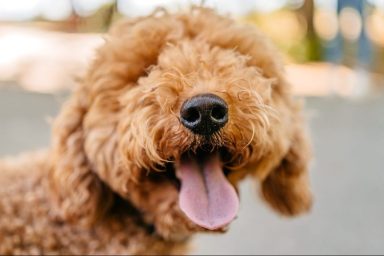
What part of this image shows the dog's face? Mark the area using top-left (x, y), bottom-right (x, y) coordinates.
top-left (117, 40), bottom-right (276, 230)
top-left (51, 9), bottom-right (311, 241)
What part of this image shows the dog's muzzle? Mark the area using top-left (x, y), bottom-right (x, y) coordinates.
top-left (180, 94), bottom-right (228, 136)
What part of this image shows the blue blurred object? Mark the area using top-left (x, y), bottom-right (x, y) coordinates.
top-left (325, 0), bottom-right (373, 69)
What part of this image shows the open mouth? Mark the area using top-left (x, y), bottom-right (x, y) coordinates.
top-left (173, 147), bottom-right (239, 230)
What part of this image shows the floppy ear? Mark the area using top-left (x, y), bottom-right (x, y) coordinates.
top-left (49, 89), bottom-right (113, 225)
top-left (261, 120), bottom-right (313, 216)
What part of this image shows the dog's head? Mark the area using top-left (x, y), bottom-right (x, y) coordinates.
top-left (50, 8), bottom-right (312, 239)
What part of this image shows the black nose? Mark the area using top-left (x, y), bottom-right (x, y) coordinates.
top-left (180, 93), bottom-right (228, 136)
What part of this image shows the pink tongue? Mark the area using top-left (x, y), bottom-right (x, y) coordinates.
top-left (177, 153), bottom-right (239, 230)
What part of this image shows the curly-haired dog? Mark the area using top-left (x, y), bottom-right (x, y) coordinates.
top-left (0, 8), bottom-right (312, 254)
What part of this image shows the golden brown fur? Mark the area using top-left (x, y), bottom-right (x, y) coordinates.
top-left (0, 8), bottom-right (312, 254)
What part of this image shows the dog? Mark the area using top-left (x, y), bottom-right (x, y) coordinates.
top-left (0, 7), bottom-right (312, 254)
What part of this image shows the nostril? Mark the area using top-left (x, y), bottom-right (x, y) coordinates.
top-left (211, 105), bottom-right (227, 122)
top-left (182, 107), bottom-right (200, 123)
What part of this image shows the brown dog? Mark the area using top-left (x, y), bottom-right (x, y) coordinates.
top-left (0, 7), bottom-right (312, 254)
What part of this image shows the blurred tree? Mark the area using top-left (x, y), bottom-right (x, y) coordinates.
top-left (71, 1), bottom-right (118, 33)
top-left (297, 0), bottom-right (322, 61)
top-left (243, 0), bottom-right (322, 63)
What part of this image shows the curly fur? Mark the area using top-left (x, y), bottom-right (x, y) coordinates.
top-left (0, 7), bottom-right (312, 254)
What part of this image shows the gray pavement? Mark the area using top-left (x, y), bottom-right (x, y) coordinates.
top-left (1, 85), bottom-right (384, 254)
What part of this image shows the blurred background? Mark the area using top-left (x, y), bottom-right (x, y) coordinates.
top-left (0, 0), bottom-right (383, 254)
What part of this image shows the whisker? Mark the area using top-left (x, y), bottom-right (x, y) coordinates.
top-left (242, 121), bottom-right (255, 151)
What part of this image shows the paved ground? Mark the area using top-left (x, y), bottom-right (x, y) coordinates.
top-left (1, 85), bottom-right (383, 254)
